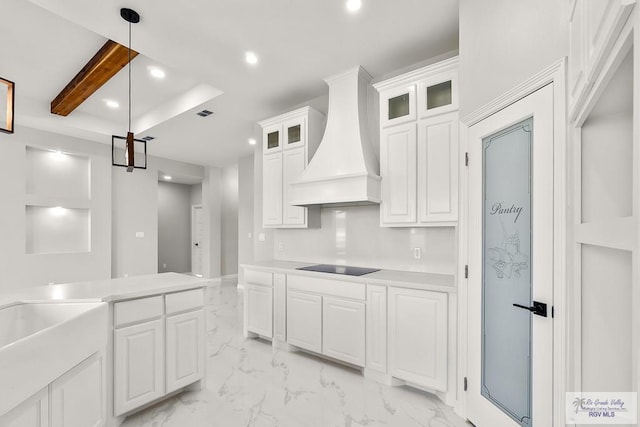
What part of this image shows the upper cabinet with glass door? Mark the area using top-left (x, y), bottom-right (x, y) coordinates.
top-left (378, 57), bottom-right (458, 129)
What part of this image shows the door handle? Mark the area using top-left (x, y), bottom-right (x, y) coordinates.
top-left (513, 301), bottom-right (547, 317)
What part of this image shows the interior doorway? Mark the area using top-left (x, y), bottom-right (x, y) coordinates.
top-left (157, 176), bottom-right (203, 274)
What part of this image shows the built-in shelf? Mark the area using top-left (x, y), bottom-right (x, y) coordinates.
top-left (25, 206), bottom-right (90, 254)
top-left (24, 146), bottom-right (92, 255)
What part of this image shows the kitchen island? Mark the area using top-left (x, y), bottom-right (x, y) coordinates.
top-left (0, 273), bottom-right (212, 427)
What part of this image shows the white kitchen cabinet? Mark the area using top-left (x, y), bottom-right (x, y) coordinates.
top-left (380, 123), bottom-right (417, 224)
top-left (375, 57), bottom-right (459, 227)
top-left (569, 0), bottom-right (635, 113)
top-left (273, 273), bottom-right (287, 342)
top-left (259, 106), bottom-right (324, 228)
top-left (262, 152), bottom-right (283, 226)
top-left (51, 352), bottom-right (106, 427)
top-left (417, 112), bottom-right (458, 223)
top-left (286, 291), bottom-right (322, 354)
top-left (1, 387), bottom-right (49, 427)
top-left (166, 310), bottom-right (205, 394)
top-left (366, 285), bottom-right (387, 373)
top-left (322, 297), bottom-right (365, 366)
top-left (282, 148), bottom-right (306, 226)
top-left (114, 319), bottom-right (164, 416)
top-left (388, 287), bottom-right (447, 391)
top-left (245, 284), bottom-right (273, 338)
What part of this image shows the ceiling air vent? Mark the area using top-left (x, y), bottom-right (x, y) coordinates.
top-left (140, 136), bottom-right (155, 141)
top-left (197, 109), bottom-right (214, 117)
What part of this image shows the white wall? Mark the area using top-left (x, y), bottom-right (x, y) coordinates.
top-left (111, 167), bottom-right (158, 277)
top-left (238, 154), bottom-right (254, 284)
top-left (158, 181), bottom-right (192, 273)
top-left (459, 0), bottom-right (569, 116)
top-left (112, 155), bottom-right (206, 278)
top-left (0, 124), bottom-right (223, 290)
top-left (202, 167), bottom-right (222, 278)
top-left (221, 166), bottom-right (239, 276)
top-left (274, 206), bottom-right (456, 273)
top-left (0, 126), bottom-right (111, 291)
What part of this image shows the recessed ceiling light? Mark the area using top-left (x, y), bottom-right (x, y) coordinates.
top-left (245, 52), bottom-right (258, 65)
top-left (346, 0), bottom-right (362, 12)
top-left (148, 66), bottom-right (166, 79)
top-left (104, 99), bottom-right (119, 109)
top-left (248, 138), bottom-right (257, 145)
top-left (164, 175), bottom-right (172, 180)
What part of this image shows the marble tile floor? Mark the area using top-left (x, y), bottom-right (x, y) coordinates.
top-left (122, 279), bottom-right (471, 427)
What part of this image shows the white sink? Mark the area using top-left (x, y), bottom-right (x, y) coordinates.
top-left (0, 302), bottom-right (107, 417)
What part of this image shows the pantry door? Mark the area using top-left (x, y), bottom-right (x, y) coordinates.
top-left (467, 84), bottom-right (554, 427)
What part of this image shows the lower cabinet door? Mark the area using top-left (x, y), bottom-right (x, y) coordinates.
top-left (114, 319), bottom-right (164, 416)
top-left (388, 287), bottom-right (447, 391)
top-left (273, 274), bottom-right (287, 342)
top-left (286, 291), bottom-right (322, 353)
top-left (246, 284), bottom-right (273, 338)
top-left (166, 310), bottom-right (205, 394)
top-left (51, 353), bottom-right (106, 427)
top-left (0, 386), bottom-right (49, 427)
top-left (322, 297), bottom-right (365, 366)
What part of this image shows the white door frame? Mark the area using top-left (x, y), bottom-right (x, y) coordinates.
top-left (456, 59), bottom-right (567, 426)
top-left (191, 204), bottom-right (204, 277)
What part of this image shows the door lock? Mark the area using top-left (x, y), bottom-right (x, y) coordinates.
top-left (513, 301), bottom-right (547, 317)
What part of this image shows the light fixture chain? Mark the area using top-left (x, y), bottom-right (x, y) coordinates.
top-left (128, 20), bottom-right (132, 133)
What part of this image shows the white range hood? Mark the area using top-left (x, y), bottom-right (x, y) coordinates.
top-left (289, 66), bottom-right (381, 206)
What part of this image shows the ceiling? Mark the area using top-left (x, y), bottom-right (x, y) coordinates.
top-left (4, 0), bottom-right (458, 167)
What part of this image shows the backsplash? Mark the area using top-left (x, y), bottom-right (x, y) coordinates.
top-left (273, 205), bottom-right (456, 274)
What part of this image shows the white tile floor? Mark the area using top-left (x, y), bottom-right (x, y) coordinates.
top-left (122, 279), bottom-right (471, 427)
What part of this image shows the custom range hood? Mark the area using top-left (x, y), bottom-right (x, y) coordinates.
top-left (289, 66), bottom-right (381, 206)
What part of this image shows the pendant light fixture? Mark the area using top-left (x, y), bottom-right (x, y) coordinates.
top-left (112, 7), bottom-right (147, 172)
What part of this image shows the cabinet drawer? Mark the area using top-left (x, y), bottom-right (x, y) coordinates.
top-left (245, 269), bottom-right (273, 287)
top-left (287, 275), bottom-right (365, 300)
top-left (165, 288), bottom-right (204, 315)
top-left (114, 296), bottom-right (164, 327)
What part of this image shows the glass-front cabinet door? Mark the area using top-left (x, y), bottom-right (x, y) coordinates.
top-left (283, 117), bottom-right (306, 150)
top-left (418, 71), bottom-right (458, 118)
top-left (263, 124), bottom-right (282, 154)
top-left (381, 85), bottom-right (416, 128)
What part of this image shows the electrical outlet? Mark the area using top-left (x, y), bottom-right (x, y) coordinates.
top-left (48, 282), bottom-right (55, 286)
top-left (258, 233), bottom-right (266, 242)
top-left (163, 263), bottom-right (167, 269)
top-left (135, 231), bottom-right (144, 238)
top-left (248, 232), bottom-right (252, 239)
top-left (413, 247), bottom-right (422, 259)
top-left (278, 242), bottom-right (284, 252)
top-left (123, 273), bottom-right (128, 278)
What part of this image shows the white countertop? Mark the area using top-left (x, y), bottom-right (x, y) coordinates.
top-left (241, 261), bottom-right (456, 293)
top-left (0, 273), bottom-right (212, 309)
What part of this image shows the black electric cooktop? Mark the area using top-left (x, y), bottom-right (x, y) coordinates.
top-left (296, 264), bottom-right (380, 276)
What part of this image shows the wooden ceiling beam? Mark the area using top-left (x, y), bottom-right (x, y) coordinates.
top-left (51, 40), bottom-right (138, 116)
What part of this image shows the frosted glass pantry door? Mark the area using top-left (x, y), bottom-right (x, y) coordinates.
top-left (482, 118), bottom-right (532, 424)
top-left (467, 84), bottom-right (554, 427)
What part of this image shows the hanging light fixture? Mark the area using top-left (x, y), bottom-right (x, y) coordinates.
top-left (112, 7), bottom-right (147, 172)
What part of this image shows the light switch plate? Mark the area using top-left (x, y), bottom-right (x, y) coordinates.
top-left (258, 233), bottom-right (266, 242)
top-left (413, 247), bottom-right (422, 259)
top-left (136, 231), bottom-right (144, 238)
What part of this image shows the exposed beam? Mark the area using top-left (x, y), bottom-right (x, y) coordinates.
top-left (51, 40), bottom-right (138, 116)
